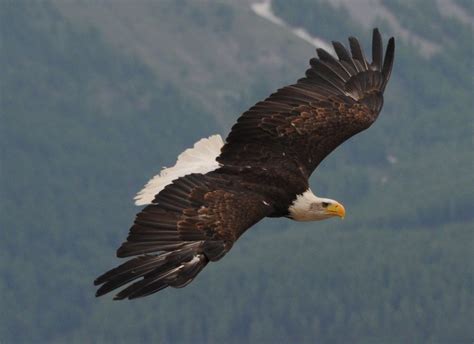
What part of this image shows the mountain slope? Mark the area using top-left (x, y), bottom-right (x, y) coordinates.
top-left (1, 0), bottom-right (473, 342)
top-left (52, 0), bottom-right (314, 128)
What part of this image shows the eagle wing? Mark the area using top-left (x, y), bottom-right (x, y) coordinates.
top-left (218, 29), bottom-right (395, 177)
top-left (95, 173), bottom-right (272, 299)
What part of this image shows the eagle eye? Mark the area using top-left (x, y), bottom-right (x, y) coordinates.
top-left (321, 202), bottom-right (329, 208)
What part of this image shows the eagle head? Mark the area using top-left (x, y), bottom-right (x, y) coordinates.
top-left (288, 189), bottom-right (345, 221)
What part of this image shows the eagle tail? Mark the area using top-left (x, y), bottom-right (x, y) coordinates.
top-left (94, 242), bottom-right (208, 300)
top-left (134, 134), bottom-right (224, 206)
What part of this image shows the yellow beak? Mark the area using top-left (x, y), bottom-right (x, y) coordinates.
top-left (326, 202), bottom-right (346, 219)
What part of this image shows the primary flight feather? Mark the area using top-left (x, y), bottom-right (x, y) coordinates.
top-left (95, 28), bottom-right (395, 300)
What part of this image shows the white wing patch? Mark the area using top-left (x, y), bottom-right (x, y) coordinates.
top-left (134, 134), bottom-right (224, 206)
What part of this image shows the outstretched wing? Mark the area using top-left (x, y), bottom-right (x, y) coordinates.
top-left (95, 172), bottom-right (272, 299)
top-left (218, 28), bottom-right (395, 178)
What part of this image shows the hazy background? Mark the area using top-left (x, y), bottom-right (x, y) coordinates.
top-left (1, 0), bottom-right (473, 342)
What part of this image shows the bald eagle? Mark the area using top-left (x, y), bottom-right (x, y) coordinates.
top-left (95, 28), bottom-right (395, 300)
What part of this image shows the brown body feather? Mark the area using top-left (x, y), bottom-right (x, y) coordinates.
top-left (95, 29), bottom-right (395, 299)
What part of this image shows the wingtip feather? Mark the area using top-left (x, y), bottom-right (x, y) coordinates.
top-left (348, 36), bottom-right (368, 70)
top-left (372, 28), bottom-right (383, 71)
top-left (381, 37), bottom-right (395, 90)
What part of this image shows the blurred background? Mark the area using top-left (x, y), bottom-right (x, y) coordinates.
top-left (1, 0), bottom-right (473, 342)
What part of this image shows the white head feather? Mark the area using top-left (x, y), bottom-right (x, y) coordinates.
top-left (289, 189), bottom-right (345, 221)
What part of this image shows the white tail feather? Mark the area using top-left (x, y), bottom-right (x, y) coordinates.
top-left (134, 135), bottom-right (224, 206)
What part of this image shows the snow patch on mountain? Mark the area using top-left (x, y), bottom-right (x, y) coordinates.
top-left (436, 0), bottom-right (474, 27)
top-left (251, 0), bottom-right (334, 53)
top-left (326, 0), bottom-right (441, 57)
